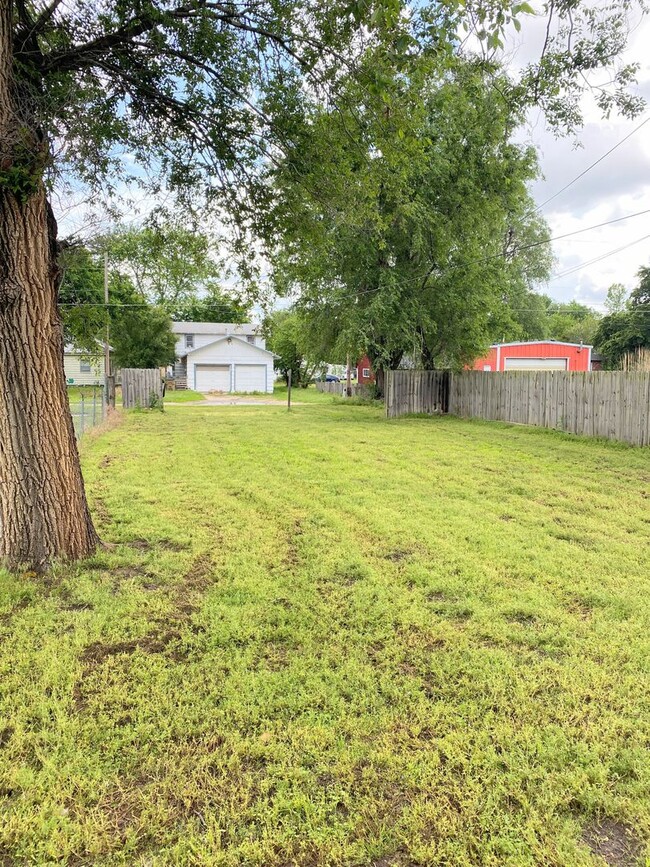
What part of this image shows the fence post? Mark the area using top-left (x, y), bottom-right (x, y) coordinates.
top-left (105, 375), bottom-right (116, 409)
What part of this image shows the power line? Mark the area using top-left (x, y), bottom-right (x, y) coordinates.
top-left (308, 206), bottom-right (650, 303)
top-left (59, 204), bottom-right (650, 313)
top-left (548, 231), bottom-right (650, 282)
top-left (534, 115), bottom-right (650, 213)
top-left (533, 208), bottom-right (650, 246)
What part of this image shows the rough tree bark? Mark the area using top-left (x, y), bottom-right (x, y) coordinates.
top-left (0, 0), bottom-right (98, 570)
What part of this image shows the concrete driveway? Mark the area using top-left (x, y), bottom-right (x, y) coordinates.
top-left (167, 395), bottom-right (297, 407)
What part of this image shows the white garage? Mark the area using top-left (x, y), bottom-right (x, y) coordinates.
top-left (184, 335), bottom-right (276, 394)
top-left (504, 357), bottom-right (568, 371)
top-left (195, 364), bottom-right (231, 392)
top-left (234, 364), bottom-right (267, 392)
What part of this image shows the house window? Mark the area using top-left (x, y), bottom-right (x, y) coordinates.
top-left (80, 360), bottom-right (92, 373)
top-left (483, 365), bottom-right (492, 371)
top-left (185, 334), bottom-right (194, 349)
top-left (362, 368), bottom-right (370, 378)
top-left (247, 335), bottom-right (255, 344)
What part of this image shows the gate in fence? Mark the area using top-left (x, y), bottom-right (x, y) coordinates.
top-left (121, 368), bottom-right (165, 409)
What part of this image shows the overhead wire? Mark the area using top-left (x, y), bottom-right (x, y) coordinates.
top-left (532, 115), bottom-right (650, 214)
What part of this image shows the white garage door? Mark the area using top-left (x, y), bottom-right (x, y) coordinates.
top-left (504, 357), bottom-right (568, 371)
top-left (234, 364), bottom-right (266, 392)
top-left (195, 364), bottom-right (231, 392)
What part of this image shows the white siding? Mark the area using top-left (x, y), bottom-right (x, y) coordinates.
top-left (195, 365), bottom-right (231, 392)
top-left (234, 364), bottom-right (267, 392)
top-left (187, 338), bottom-right (274, 393)
top-left (173, 322), bottom-right (266, 358)
top-left (64, 355), bottom-right (105, 386)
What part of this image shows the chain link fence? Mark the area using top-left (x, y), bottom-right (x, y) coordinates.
top-left (67, 386), bottom-right (106, 439)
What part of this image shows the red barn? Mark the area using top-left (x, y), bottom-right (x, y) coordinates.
top-left (356, 355), bottom-right (375, 383)
top-left (472, 341), bottom-right (593, 372)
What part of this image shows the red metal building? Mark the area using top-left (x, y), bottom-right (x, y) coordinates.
top-left (471, 341), bottom-right (594, 372)
top-left (356, 355), bottom-right (375, 384)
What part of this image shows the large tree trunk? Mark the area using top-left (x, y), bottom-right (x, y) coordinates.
top-left (0, 2), bottom-right (98, 570)
top-left (0, 186), bottom-right (99, 570)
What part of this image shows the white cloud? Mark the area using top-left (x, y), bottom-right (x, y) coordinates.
top-left (507, 9), bottom-right (650, 307)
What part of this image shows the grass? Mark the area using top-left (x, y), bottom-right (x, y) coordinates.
top-left (163, 384), bottom-right (333, 404)
top-left (164, 389), bottom-right (206, 403)
top-left (1, 403), bottom-right (649, 866)
top-left (273, 383), bottom-right (336, 403)
top-left (67, 385), bottom-right (104, 404)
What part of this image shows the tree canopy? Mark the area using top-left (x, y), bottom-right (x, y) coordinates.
top-left (269, 58), bottom-right (555, 388)
top-left (59, 243), bottom-right (177, 368)
top-left (103, 224), bottom-right (223, 309)
top-left (595, 268), bottom-right (650, 367)
top-left (264, 308), bottom-right (322, 387)
top-left (110, 305), bottom-right (177, 369)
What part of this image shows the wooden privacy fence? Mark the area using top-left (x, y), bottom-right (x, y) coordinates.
top-left (121, 368), bottom-right (164, 409)
top-left (386, 370), bottom-right (650, 446)
top-left (385, 370), bottom-right (450, 417)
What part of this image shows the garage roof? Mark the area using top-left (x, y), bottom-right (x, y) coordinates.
top-left (184, 335), bottom-right (277, 358)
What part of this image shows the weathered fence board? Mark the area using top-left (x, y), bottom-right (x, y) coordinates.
top-left (386, 370), bottom-right (450, 418)
top-left (386, 370), bottom-right (650, 446)
top-left (121, 368), bottom-right (164, 409)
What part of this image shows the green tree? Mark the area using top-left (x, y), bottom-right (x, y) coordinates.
top-left (605, 282), bottom-right (628, 315)
top-left (595, 268), bottom-right (650, 366)
top-left (104, 224), bottom-right (222, 309)
top-left (171, 286), bottom-right (249, 324)
top-left (58, 245), bottom-right (107, 355)
top-left (59, 243), bottom-right (178, 369)
top-left (546, 301), bottom-right (601, 345)
top-left (271, 60), bottom-right (554, 395)
top-left (111, 306), bottom-right (177, 369)
top-left (264, 309), bottom-right (322, 387)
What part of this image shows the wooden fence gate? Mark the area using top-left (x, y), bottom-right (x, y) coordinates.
top-left (121, 368), bottom-right (164, 409)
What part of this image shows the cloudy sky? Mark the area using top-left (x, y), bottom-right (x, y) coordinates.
top-left (507, 8), bottom-right (650, 310)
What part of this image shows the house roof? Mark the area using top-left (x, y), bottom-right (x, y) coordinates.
top-left (172, 321), bottom-right (259, 335)
top-left (489, 340), bottom-right (593, 349)
top-left (64, 342), bottom-right (112, 355)
top-left (182, 334), bottom-right (276, 358)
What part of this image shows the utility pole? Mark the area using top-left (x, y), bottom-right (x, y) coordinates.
top-left (103, 251), bottom-right (114, 408)
top-left (287, 369), bottom-right (292, 411)
top-left (346, 354), bottom-right (352, 398)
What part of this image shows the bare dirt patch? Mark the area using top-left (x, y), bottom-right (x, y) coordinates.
top-left (384, 549), bottom-right (413, 562)
top-left (126, 538), bottom-right (189, 552)
top-left (93, 497), bottom-right (111, 523)
top-left (282, 519), bottom-right (304, 568)
top-left (582, 818), bottom-right (644, 866)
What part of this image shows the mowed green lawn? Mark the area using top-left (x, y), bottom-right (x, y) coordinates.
top-left (1, 402), bottom-right (649, 866)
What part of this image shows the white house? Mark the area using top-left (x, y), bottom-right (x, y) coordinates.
top-left (172, 322), bottom-right (276, 394)
top-left (64, 346), bottom-right (105, 386)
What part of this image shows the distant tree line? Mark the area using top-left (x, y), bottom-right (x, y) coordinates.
top-left (60, 223), bottom-right (250, 369)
